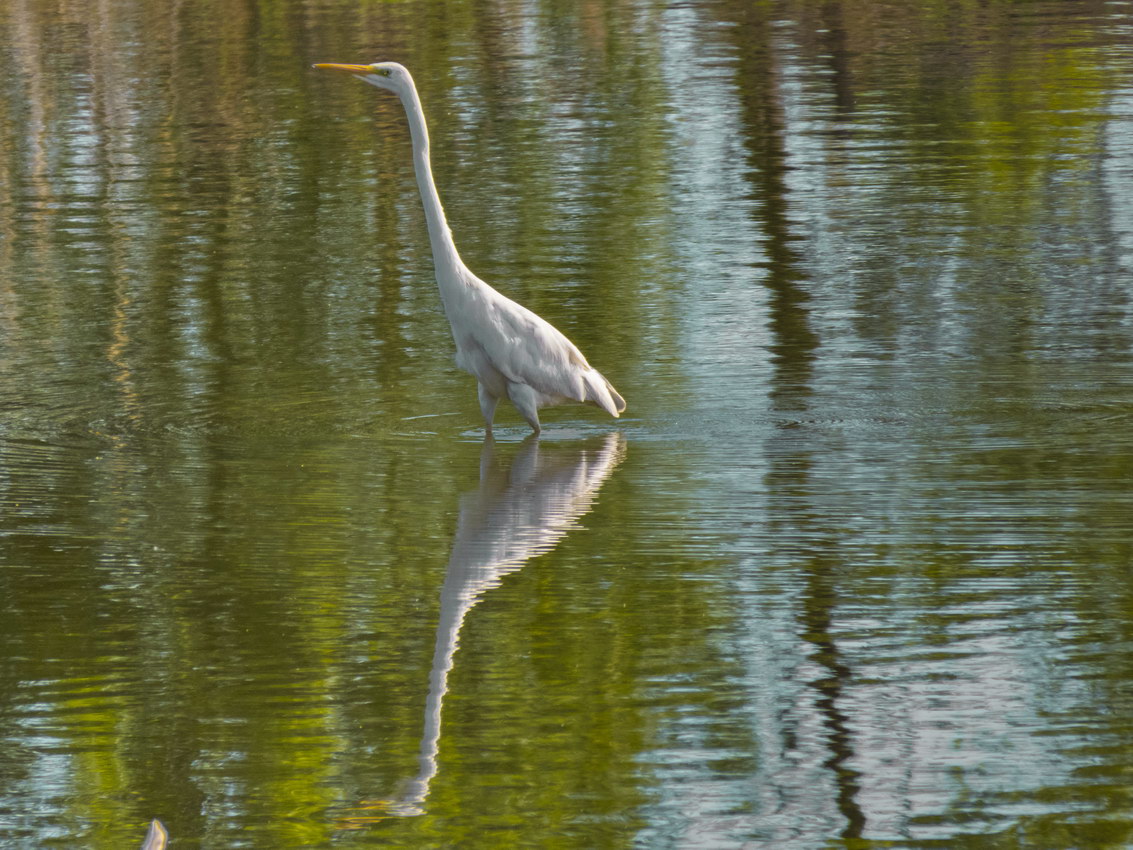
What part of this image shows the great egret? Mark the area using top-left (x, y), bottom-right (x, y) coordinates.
top-left (313, 61), bottom-right (626, 435)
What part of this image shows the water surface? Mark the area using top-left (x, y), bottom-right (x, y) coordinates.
top-left (2, 0), bottom-right (1133, 847)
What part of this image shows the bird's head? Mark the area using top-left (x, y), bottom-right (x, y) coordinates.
top-left (312, 61), bottom-right (412, 95)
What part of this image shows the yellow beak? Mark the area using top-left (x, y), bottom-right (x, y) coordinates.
top-left (312, 63), bottom-right (372, 75)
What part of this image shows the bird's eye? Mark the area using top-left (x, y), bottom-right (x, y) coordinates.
top-left (371, 66), bottom-right (392, 77)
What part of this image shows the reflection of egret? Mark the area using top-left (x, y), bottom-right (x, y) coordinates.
top-left (313, 61), bottom-right (625, 435)
top-left (340, 432), bottom-right (625, 824)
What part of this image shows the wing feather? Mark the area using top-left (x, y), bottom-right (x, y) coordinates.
top-left (470, 291), bottom-right (591, 400)
top-left (449, 274), bottom-right (623, 416)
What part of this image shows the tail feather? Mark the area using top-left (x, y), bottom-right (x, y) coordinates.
top-left (583, 369), bottom-right (626, 418)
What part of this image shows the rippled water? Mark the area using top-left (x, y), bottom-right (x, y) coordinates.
top-left (3, 0), bottom-right (1133, 847)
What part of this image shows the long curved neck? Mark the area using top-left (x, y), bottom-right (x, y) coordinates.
top-left (397, 81), bottom-right (463, 275)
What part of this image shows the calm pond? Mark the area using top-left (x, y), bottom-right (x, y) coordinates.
top-left (2, 0), bottom-right (1133, 847)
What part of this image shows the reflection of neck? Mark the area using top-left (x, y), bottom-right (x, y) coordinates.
top-left (398, 83), bottom-right (462, 277)
top-left (398, 584), bottom-right (471, 808)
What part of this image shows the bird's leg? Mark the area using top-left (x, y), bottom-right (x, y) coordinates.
top-left (506, 383), bottom-right (542, 435)
top-left (478, 383), bottom-right (499, 436)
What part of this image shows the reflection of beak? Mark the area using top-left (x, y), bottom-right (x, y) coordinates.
top-left (312, 63), bottom-right (372, 76)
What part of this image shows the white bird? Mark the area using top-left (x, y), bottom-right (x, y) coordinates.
top-left (313, 61), bottom-right (626, 435)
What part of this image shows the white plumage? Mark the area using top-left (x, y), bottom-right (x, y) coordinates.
top-left (314, 61), bottom-right (626, 434)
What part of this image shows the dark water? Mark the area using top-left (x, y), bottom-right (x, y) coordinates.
top-left (2, 0), bottom-right (1133, 847)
